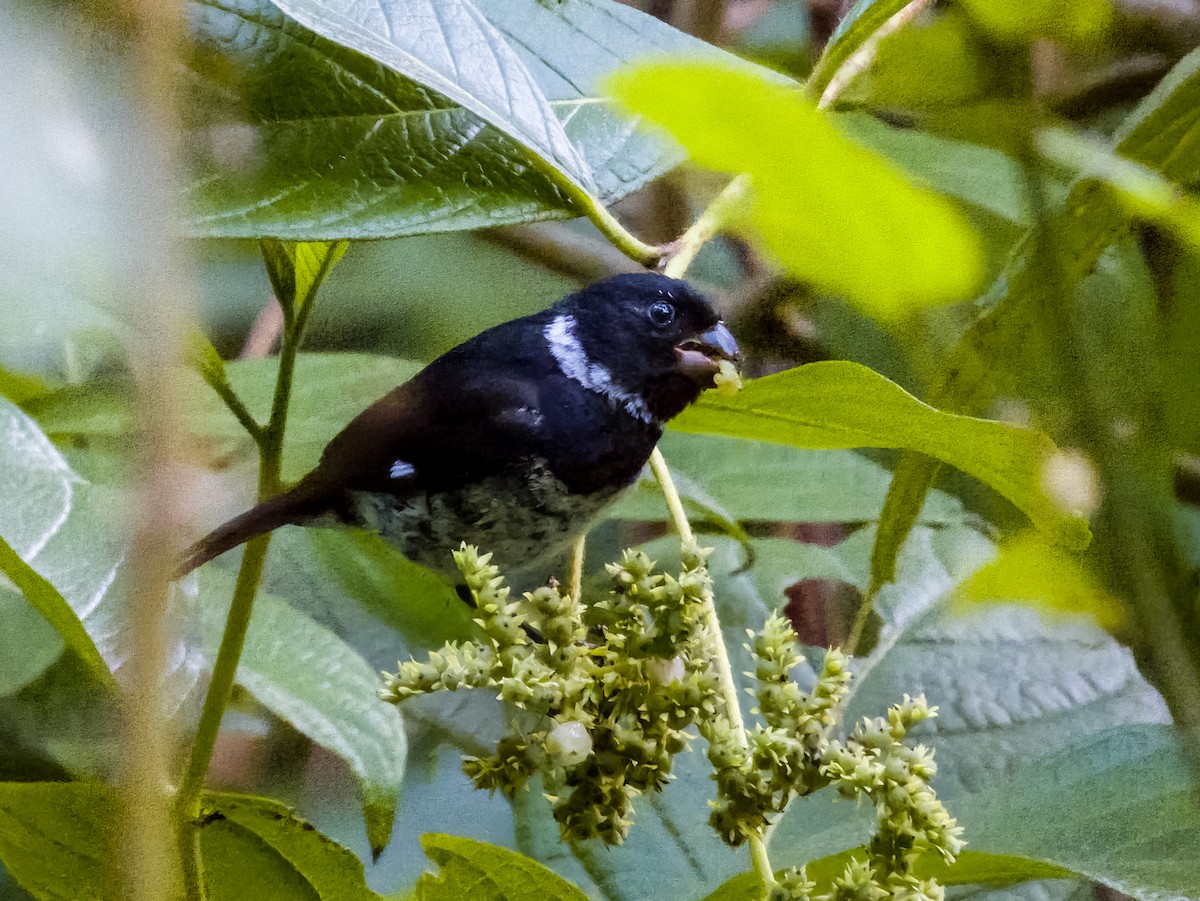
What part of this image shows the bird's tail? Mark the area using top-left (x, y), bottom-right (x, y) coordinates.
top-left (176, 488), bottom-right (326, 578)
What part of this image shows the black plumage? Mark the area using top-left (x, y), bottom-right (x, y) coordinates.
top-left (178, 273), bottom-right (739, 578)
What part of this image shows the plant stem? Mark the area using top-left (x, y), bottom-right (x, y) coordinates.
top-left (649, 448), bottom-right (777, 896)
top-left (199, 368), bottom-right (265, 447)
top-left (817, 0), bottom-right (933, 110)
top-left (568, 535), bottom-right (586, 603)
top-left (662, 176), bottom-right (751, 280)
top-left (178, 245), bottom-right (333, 817)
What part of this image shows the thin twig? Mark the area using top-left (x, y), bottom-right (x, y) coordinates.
top-left (661, 176), bottom-right (752, 280)
top-left (817, 0), bottom-right (934, 110)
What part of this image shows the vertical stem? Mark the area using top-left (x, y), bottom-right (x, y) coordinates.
top-left (649, 448), bottom-right (776, 895)
top-left (568, 535), bottom-right (586, 603)
top-left (177, 259), bottom-right (320, 817)
top-left (119, 0), bottom-right (192, 895)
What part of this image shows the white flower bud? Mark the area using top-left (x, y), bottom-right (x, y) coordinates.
top-left (546, 721), bottom-right (592, 765)
top-left (646, 655), bottom-right (687, 686)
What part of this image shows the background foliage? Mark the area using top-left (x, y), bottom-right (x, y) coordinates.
top-left (1, 0), bottom-right (1199, 898)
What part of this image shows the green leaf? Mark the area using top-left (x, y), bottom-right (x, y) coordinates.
top-left (0, 782), bottom-right (112, 900)
top-left (198, 792), bottom-right (384, 900)
top-left (194, 570), bottom-right (407, 858)
top-left (0, 783), bottom-right (382, 901)
top-left (416, 835), bottom-right (590, 901)
top-left (954, 725), bottom-right (1200, 900)
top-left (185, 0), bottom-right (730, 238)
top-left (261, 240), bottom-right (348, 316)
top-left (671, 363), bottom-right (1091, 548)
top-left (0, 535), bottom-right (113, 690)
top-left (808, 0), bottom-right (911, 100)
top-left (0, 584), bottom-right (62, 696)
top-left (956, 0), bottom-right (1112, 45)
top-left (613, 434), bottom-right (966, 526)
top-left (607, 61), bottom-right (983, 316)
top-left (766, 525), bottom-right (1175, 895)
top-left (0, 400), bottom-right (192, 704)
top-left (268, 0), bottom-right (592, 193)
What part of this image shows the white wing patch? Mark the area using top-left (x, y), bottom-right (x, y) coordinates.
top-left (544, 314), bottom-right (655, 425)
top-left (389, 459), bottom-right (416, 479)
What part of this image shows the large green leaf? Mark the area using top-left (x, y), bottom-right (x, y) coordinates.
top-left (417, 835), bottom-right (589, 901)
top-left (613, 434), bottom-right (966, 526)
top-left (764, 525), bottom-right (1177, 899)
top-left (671, 363), bottom-right (1090, 548)
top-left (0, 782), bottom-right (113, 900)
top-left (193, 570), bottom-right (408, 858)
top-left (186, 0), bottom-right (729, 238)
top-left (608, 61), bottom-right (983, 316)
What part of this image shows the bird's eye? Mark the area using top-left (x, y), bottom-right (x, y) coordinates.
top-left (648, 300), bottom-right (676, 326)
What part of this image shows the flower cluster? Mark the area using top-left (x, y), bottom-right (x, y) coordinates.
top-left (379, 543), bottom-right (718, 844)
top-left (380, 541), bottom-right (963, 889)
top-left (818, 695), bottom-right (965, 901)
top-left (702, 613), bottom-right (853, 845)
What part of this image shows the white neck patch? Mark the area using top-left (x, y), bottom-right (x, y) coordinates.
top-left (544, 314), bottom-right (655, 425)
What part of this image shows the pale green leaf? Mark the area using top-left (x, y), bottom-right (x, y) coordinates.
top-left (607, 61), bottom-right (983, 316)
top-left (194, 571), bottom-right (407, 858)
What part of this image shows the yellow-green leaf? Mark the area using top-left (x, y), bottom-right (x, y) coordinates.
top-left (957, 0), bottom-right (1112, 45)
top-left (671, 362), bottom-right (1091, 548)
top-left (607, 60), bottom-right (983, 317)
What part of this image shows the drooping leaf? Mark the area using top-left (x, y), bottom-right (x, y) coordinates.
top-left (185, 0), bottom-right (735, 238)
top-left (0, 582), bottom-right (63, 697)
top-left (193, 570), bottom-right (407, 858)
top-left (607, 61), bottom-right (983, 316)
top-left (671, 363), bottom-right (1091, 548)
top-left (416, 834), bottom-right (590, 901)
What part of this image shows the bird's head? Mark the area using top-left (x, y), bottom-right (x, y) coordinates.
top-left (546, 273), bottom-right (741, 424)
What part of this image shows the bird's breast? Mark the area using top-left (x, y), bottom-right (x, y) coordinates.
top-left (348, 457), bottom-right (625, 576)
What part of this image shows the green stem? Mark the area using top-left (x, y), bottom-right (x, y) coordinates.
top-left (662, 176), bottom-right (751, 280)
top-left (649, 448), bottom-right (777, 897)
top-left (199, 369), bottom-right (265, 447)
top-left (178, 245), bottom-right (335, 818)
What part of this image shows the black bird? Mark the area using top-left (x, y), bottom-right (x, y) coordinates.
top-left (178, 273), bottom-right (740, 579)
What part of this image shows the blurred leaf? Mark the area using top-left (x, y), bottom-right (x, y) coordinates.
top-left (1167, 250), bottom-right (1200, 454)
top-left (194, 570), bottom-right (407, 858)
top-left (0, 5), bottom-right (134, 381)
top-left (956, 0), bottom-right (1112, 45)
top-left (672, 364), bottom-right (1091, 548)
top-left (808, 0), bottom-right (912, 100)
top-left (0, 366), bottom-right (49, 406)
top-left (838, 114), bottom-right (1030, 226)
top-left (608, 61), bottom-right (983, 316)
top-left (955, 531), bottom-right (1123, 630)
top-left (0, 782), bottom-right (112, 900)
top-left (198, 793), bottom-right (384, 900)
top-left (613, 434), bottom-right (966, 526)
top-left (416, 835), bottom-right (589, 901)
top-left (0, 400), bottom-right (203, 709)
top-left (0, 535), bottom-right (113, 690)
top-left (186, 0), bottom-right (730, 239)
top-left (0, 585), bottom-right (62, 697)
top-left (871, 44), bottom-right (1200, 592)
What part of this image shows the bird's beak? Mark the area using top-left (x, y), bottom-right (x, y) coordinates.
top-left (674, 322), bottom-right (741, 384)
